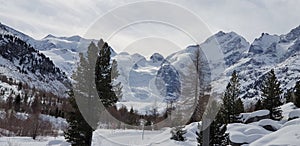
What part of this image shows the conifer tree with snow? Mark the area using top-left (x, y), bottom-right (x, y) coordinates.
top-left (196, 100), bottom-right (229, 146)
top-left (221, 70), bottom-right (243, 124)
top-left (65, 40), bottom-right (104, 145)
top-left (111, 59), bottom-right (123, 100)
top-left (255, 99), bottom-right (263, 111)
top-left (284, 88), bottom-right (294, 103)
top-left (95, 42), bottom-right (118, 107)
top-left (294, 81), bottom-right (300, 108)
top-left (260, 69), bottom-right (283, 120)
top-left (235, 98), bottom-right (244, 114)
top-left (64, 90), bottom-right (93, 146)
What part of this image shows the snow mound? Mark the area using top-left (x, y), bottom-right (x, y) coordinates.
top-left (250, 124), bottom-right (300, 146)
top-left (227, 123), bottom-right (271, 144)
top-left (256, 119), bottom-right (282, 131)
top-left (282, 118), bottom-right (300, 128)
top-left (241, 110), bottom-right (270, 122)
top-left (288, 109), bottom-right (300, 119)
top-left (281, 102), bottom-right (297, 120)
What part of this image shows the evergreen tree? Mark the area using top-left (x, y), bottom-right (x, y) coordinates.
top-left (14, 94), bottom-right (21, 112)
top-left (64, 90), bottom-right (93, 146)
top-left (95, 42), bottom-right (118, 107)
top-left (31, 96), bottom-right (41, 140)
top-left (74, 40), bottom-right (105, 128)
top-left (284, 88), bottom-right (294, 103)
top-left (255, 99), bottom-right (263, 111)
top-left (294, 81), bottom-right (300, 108)
top-left (64, 40), bottom-right (104, 145)
top-left (235, 98), bottom-right (244, 115)
top-left (196, 100), bottom-right (229, 146)
top-left (111, 60), bottom-right (123, 100)
top-left (260, 69), bottom-right (283, 120)
top-left (221, 70), bottom-right (242, 124)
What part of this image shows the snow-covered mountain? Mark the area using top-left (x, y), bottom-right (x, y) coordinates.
top-left (1, 21), bottom-right (299, 111)
top-left (0, 34), bottom-right (70, 96)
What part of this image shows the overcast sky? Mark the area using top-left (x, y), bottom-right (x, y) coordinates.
top-left (1, 0), bottom-right (300, 57)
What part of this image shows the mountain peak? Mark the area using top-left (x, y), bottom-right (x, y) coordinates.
top-left (285, 25), bottom-right (300, 41)
top-left (150, 53), bottom-right (164, 63)
top-left (249, 33), bottom-right (280, 54)
top-left (44, 34), bottom-right (56, 39)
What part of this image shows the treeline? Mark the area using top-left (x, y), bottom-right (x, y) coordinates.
top-left (0, 75), bottom-right (69, 138)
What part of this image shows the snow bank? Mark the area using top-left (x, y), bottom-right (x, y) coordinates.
top-left (288, 109), bottom-right (300, 119)
top-left (282, 118), bottom-right (300, 128)
top-left (250, 124), bottom-right (300, 146)
top-left (227, 123), bottom-right (271, 144)
top-left (281, 102), bottom-right (297, 120)
top-left (256, 119), bottom-right (282, 131)
top-left (0, 136), bottom-right (70, 146)
top-left (241, 110), bottom-right (269, 123)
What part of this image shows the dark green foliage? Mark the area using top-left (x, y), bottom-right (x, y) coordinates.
top-left (64, 41), bottom-right (101, 145)
top-left (209, 120), bottom-right (229, 146)
top-left (31, 96), bottom-right (41, 140)
top-left (221, 70), bottom-right (243, 124)
top-left (31, 97), bottom-right (41, 114)
top-left (197, 115), bottom-right (229, 144)
top-left (95, 42), bottom-right (118, 107)
top-left (255, 99), bottom-right (263, 111)
top-left (170, 126), bottom-right (186, 141)
top-left (64, 90), bottom-right (93, 146)
top-left (235, 98), bottom-right (244, 114)
top-left (197, 100), bottom-right (229, 146)
top-left (14, 94), bottom-right (21, 112)
top-left (294, 81), bottom-right (300, 108)
top-left (260, 69), bottom-right (283, 120)
top-left (284, 88), bottom-right (294, 103)
top-left (111, 60), bottom-right (123, 100)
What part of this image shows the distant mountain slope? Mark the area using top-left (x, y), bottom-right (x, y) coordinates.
top-left (0, 26), bottom-right (70, 96)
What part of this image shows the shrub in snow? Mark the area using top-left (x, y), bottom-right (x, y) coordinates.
top-left (170, 126), bottom-right (186, 141)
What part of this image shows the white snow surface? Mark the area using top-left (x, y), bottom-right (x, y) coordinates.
top-left (241, 110), bottom-right (270, 122)
top-left (0, 136), bottom-right (70, 146)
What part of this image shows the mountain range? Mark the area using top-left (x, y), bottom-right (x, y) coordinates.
top-left (0, 22), bottom-right (299, 111)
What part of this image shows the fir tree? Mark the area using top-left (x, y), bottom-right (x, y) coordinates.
top-left (221, 70), bottom-right (242, 124)
top-left (64, 40), bottom-right (104, 145)
top-left (284, 88), bottom-right (294, 103)
top-left (64, 90), bottom-right (93, 146)
top-left (235, 98), bottom-right (244, 115)
top-left (14, 94), bottom-right (21, 112)
top-left (31, 96), bottom-right (41, 140)
top-left (260, 69), bottom-right (283, 120)
top-left (255, 99), bottom-right (263, 111)
top-left (196, 100), bottom-right (229, 146)
top-left (95, 42), bottom-right (118, 107)
top-left (111, 60), bottom-right (123, 100)
top-left (294, 81), bottom-right (300, 108)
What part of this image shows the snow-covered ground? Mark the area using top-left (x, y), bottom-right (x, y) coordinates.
top-left (0, 136), bottom-right (70, 146)
top-left (0, 103), bottom-right (300, 146)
